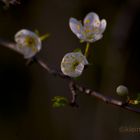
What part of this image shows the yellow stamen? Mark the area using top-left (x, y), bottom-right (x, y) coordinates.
top-left (72, 61), bottom-right (79, 70)
top-left (85, 19), bottom-right (90, 24)
top-left (25, 36), bottom-right (37, 52)
top-left (77, 25), bottom-right (80, 31)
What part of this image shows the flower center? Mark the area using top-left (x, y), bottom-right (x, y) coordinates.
top-left (85, 19), bottom-right (90, 24)
top-left (72, 61), bottom-right (80, 70)
top-left (25, 36), bottom-right (37, 52)
top-left (25, 36), bottom-right (35, 45)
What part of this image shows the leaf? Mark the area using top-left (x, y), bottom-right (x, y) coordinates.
top-left (52, 96), bottom-right (68, 108)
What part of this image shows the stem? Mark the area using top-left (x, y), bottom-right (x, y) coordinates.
top-left (84, 42), bottom-right (90, 57)
top-left (0, 39), bottom-right (140, 114)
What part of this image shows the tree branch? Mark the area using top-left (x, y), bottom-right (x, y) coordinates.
top-left (0, 39), bottom-right (140, 114)
top-left (69, 81), bottom-right (79, 107)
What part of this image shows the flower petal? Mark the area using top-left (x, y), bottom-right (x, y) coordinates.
top-left (84, 12), bottom-right (99, 27)
top-left (99, 19), bottom-right (107, 34)
top-left (94, 34), bottom-right (103, 41)
top-left (87, 34), bottom-right (103, 42)
top-left (74, 63), bottom-right (85, 77)
top-left (69, 18), bottom-right (85, 40)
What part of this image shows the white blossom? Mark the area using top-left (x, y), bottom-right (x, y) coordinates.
top-left (15, 29), bottom-right (42, 59)
top-left (69, 12), bottom-right (107, 43)
top-left (61, 52), bottom-right (88, 78)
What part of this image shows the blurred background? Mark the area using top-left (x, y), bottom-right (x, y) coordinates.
top-left (0, 0), bottom-right (140, 139)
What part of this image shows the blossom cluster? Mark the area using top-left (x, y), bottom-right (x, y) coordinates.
top-left (14, 12), bottom-right (107, 78)
top-left (10, 11), bottom-right (140, 109)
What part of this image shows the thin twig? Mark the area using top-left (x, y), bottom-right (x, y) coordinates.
top-left (34, 56), bottom-right (71, 80)
top-left (0, 38), bottom-right (21, 54)
top-left (0, 39), bottom-right (140, 114)
top-left (74, 84), bottom-right (140, 113)
top-left (37, 60), bottom-right (140, 113)
top-left (69, 81), bottom-right (79, 107)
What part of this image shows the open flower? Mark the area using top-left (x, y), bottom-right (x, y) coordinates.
top-left (69, 12), bottom-right (107, 43)
top-left (15, 29), bottom-right (41, 59)
top-left (61, 52), bottom-right (88, 77)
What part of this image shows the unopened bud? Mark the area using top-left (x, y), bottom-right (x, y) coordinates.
top-left (116, 85), bottom-right (128, 96)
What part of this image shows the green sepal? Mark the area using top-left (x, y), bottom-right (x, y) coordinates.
top-left (73, 48), bottom-right (82, 53)
top-left (40, 33), bottom-right (50, 41)
top-left (35, 29), bottom-right (40, 36)
top-left (34, 29), bottom-right (50, 41)
top-left (80, 40), bottom-right (84, 43)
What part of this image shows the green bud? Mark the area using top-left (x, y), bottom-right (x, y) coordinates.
top-left (116, 85), bottom-right (128, 96)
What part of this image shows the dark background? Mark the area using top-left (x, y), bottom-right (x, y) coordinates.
top-left (0, 0), bottom-right (140, 139)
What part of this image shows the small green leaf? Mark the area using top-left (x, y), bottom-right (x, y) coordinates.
top-left (52, 96), bottom-right (68, 108)
top-left (129, 100), bottom-right (140, 105)
top-left (73, 48), bottom-right (82, 53)
top-left (134, 100), bottom-right (140, 105)
top-left (130, 93), bottom-right (140, 105)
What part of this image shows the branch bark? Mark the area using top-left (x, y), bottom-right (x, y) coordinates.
top-left (0, 39), bottom-right (140, 114)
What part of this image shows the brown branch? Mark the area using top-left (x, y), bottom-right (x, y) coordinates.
top-left (34, 57), bottom-right (71, 80)
top-left (74, 84), bottom-right (140, 113)
top-left (69, 81), bottom-right (79, 107)
top-left (36, 58), bottom-right (140, 113)
top-left (0, 39), bottom-right (140, 114)
top-left (0, 38), bottom-right (22, 54)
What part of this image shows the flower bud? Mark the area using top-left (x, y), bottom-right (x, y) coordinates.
top-left (116, 85), bottom-right (128, 96)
